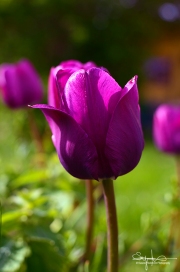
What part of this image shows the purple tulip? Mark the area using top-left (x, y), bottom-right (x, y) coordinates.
top-left (153, 104), bottom-right (180, 154)
top-left (32, 65), bottom-right (144, 180)
top-left (0, 59), bottom-right (43, 109)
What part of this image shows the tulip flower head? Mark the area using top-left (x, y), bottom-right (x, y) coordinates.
top-left (153, 104), bottom-right (180, 154)
top-left (0, 59), bottom-right (43, 109)
top-left (32, 60), bottom-right (144, 180)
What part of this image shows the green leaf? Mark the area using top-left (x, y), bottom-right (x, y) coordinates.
top-left (90, 234), bottom-right (107, 272)
top-left (23, 223), bottom-right (65, 255)
top-left (10, 170), bottom-right (48, 189)
top-left (2, 210), bottom-right (28, 231)
top-left (0, 238), bottom-right (30, 272)
top-left (26, 237), bottom-right (67, 272)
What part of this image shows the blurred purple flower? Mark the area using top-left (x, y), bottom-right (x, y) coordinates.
top-left (32, 61), bottom-right (144, 180)
top-left (0, 59), bottom-right (43, 109)
top-left (153, 104), bottom-right (180, 154)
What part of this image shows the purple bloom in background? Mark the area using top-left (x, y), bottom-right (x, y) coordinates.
top-left (153, 104), bottom-right (180, 154)
top-left (32, 61), bottom-right (144, 180)
top-left (0, 59), bottom-right (43, 109)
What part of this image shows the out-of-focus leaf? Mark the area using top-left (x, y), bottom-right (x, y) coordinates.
top-left (0, 175), bottom-right (8, 197)
top-left (10, 170), bottom-right (49, 189)
top-left (0, 238), bottom-right (30, 272)
top-left (48, 192), bottom-right (75, 217)
top-left (90, 234), bottom-right (106, 272)
top-left (2, 210), bottom-right (29, 225)
top-left (22, 223), bottom-right (65, 255)
top-left (10, 189), bottom-right (48, 209)
top-left (64, 202), bottom-right (86, 229)
top-left (26, 237), bottom-right (67, 272)
top-left (1, 209), bottom-right (30, 234)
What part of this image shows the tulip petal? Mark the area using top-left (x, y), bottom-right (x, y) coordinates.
top-left (56, 68), bottom-right (80, 112)
top-left (63, 68), bottom-right (122, 151)
top-left (59, 60), bottom-right (96, 70)
top-left (48, 67), bottom-right (61, 108)
top-left (31, 105), bottom-right (99, 180)
top-left (52, 61), bottom-right (97, 110)
top-left (60, 60), bottom-right (84, 69)
top-left (49, 67), bottom-right (76, 110)
top-left (105, 77), bottom-right (144, 178)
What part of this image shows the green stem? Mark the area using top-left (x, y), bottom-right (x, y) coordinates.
top-left (173, 156), bottom-right (180, 271)
top-left (0, 202), bottom-right (2, 248)
top-left (176, 156), bottom-right (180, 197)
top-left (83, 179), bottom-right (94, 262)
top-left (101, 179), bottom-right (119, 272)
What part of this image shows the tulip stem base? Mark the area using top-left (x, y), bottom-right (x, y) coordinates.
top-left (173, 157), bottom-right (180, 271)
top-left (176, 156), bottom-right (180, 196)
top-left (102, 179), bottom-right (118, 272)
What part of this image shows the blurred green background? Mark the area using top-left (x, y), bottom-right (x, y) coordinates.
top-left (1, 0), bottom-right (180, 271)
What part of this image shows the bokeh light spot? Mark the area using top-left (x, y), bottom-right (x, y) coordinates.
top-left (158, 3), bottom-right (179, 21)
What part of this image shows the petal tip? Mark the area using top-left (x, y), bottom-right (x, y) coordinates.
top-left (130, 75), bottom-right (138, 84)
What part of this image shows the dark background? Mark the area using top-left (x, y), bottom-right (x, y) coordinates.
top-left (1, 0), bottom-right (179, 82)
top-left (1, 0), bottom-right (180, 134)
